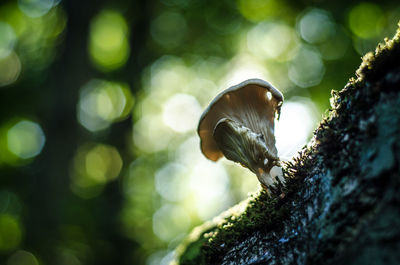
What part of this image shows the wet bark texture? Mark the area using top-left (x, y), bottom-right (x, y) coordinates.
top-left (174, 26), bottom-right (400, 265)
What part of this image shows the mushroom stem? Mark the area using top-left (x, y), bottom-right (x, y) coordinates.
top-left (213, 118), bottom-right (281, 188)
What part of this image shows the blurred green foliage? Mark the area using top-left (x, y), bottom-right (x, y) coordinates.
top-left (0, 0), bottom-right (399, 264)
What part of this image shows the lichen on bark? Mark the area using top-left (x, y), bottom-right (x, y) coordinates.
top-left (173, 23), bottom-right (400, 265)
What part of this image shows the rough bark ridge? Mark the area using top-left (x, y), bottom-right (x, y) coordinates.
top-left (173, 24), bottom-right (400, 265)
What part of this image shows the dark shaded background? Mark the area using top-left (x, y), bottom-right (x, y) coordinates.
top-left (0, 0), bottom-right (399, 264)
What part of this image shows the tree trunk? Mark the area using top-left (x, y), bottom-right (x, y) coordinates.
top-left (173, 25), bottom-right (400, 265)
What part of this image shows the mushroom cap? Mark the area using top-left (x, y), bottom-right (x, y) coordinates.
top-left (198, 78), bottom-right (283, 161)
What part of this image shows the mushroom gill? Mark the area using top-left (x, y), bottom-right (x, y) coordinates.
top-left (197, 79), bottom-right (284, 189)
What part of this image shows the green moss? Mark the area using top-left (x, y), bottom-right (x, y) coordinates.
top-left (356, 22), bottom-right (400, 83)
top-left (172, 197), bottom-right (256, 265)
top-left (174, 154), bottom-right (313, 265)
top-left (174, 21), bottom-right (400, 265)
top-left (176, 228), bottom-right (209, 265)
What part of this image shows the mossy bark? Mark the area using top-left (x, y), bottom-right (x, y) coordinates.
top-left (173, 24), bottom-right (400, 265)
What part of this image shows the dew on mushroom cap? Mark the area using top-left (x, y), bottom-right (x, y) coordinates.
top-left (197, 78), bottom-right (284, 189)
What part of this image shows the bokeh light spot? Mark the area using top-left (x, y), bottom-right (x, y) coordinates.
top-left (247, 22), bottom-right (299, 61)
top-left (176, 136), bottom-right (203, 167)
top-left (223, 55), bottom-right (270, 88)
top-left (162, 93), bottom-right (202, 133)
top-left (0, 214), bottom-right (22, 252)
top-left (275, 99), bottom-right (319, 159)
top-left (0, 22), bottom-right (17, 59)
top-left (89, 10), bottom-right (130, 71)
top-left (8, 250), bottom-right (39, 265)
top-left (238, 0), bottom-right (287, 22)
top-left (152, 204), bottom-right (190, 242)
top-left (7, 120), bottom-right (46, 159)
top-left (348, 3), bottom-right (385, 39)
top-left (70, 143), bottom-right (123, 199)
top-left (188, 160), bottom-right (232, 220)
top-left (288, 46), bottom-right (325, 88)
top-left (298, 8), bottom-right (336, 44)
top-left (155, 163), bottom-right (189, 202)
top-left (1, 4), bottom-right (67, 74)
top-left (133, 114), bottom-right (174, 153)
top-left (77, 79), bottom-right (134, 132)
top-left (0, 52), bottom-right (21, 87)
top-left (18, 0), bottom-right (54, 18)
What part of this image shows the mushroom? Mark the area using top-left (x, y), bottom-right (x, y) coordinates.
top-left (197, 78), bottom-right (284, 189)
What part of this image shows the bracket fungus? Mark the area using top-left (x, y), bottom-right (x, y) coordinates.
top-left (197, 79), bottom-right (284, 189)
